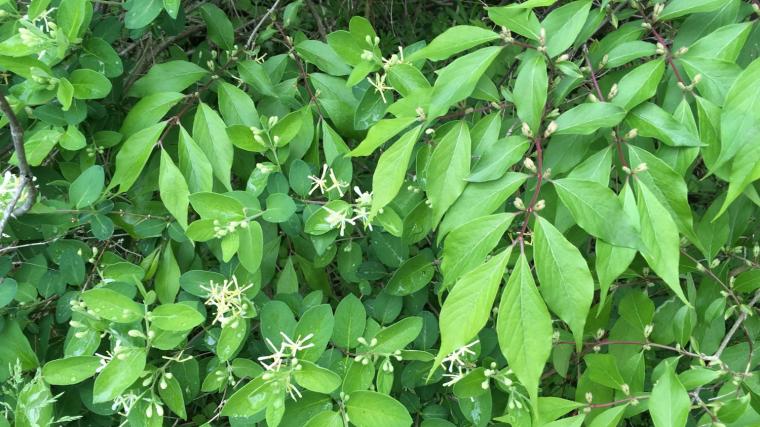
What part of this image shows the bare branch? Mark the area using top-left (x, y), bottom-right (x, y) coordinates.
top-left (0, 93), bottom-right (36, 238)
top-left (245, 0), bottom-right (282, 51)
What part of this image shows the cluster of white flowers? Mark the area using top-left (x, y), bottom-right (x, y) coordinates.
top-left (441, 340), bottom-right (479, 387)
top-left (258, 332), bottom-right (315, 400)
top-left (212, 218), bottom-right (250, 239)
top-left (307, 164), bottom-right (349, 196)
top-left (200, 276), bottom-right (253, 327)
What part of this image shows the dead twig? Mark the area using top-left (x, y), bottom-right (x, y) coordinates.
top-left (0, 93), bottom-right (36, 239)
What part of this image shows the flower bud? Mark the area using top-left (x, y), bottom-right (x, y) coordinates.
top-left (523, 157), bottom-right (537, 173)
top-left (521, 122), bottom-right (533, 138)
top-left (544, 121), bottom-right (558, 138)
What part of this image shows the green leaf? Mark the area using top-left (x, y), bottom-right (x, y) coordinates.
top-left (332, 294), bottom-right (366, 349)
top-left (263, 193), bottom-right (296, 223)
top-left (296, 40), bottom-right (351, 76)
top-left (158, 376), bottom-right (186, 419)
top-left (612, 59), bottom-right (665, 111)
top-left (371, 126), bottom-right (421, 216)
top-left (69, 69), bottom-right (112, 100)
top-left (625, 103), bottom-right (701, 147)
top-left (57, 0), bottom-right (88, 41)
top-left (588, 405), bottom-right (627, 427)
top-left (542, 0), bottom-right (592, 58)
top-left (440, 213), bottom-right (515, 289)
top-left (636, 179), bottom-right (688, 304)
top-left (217, 318), bottom-right (247, 362)
top-left (60, 125), bottom-right (86, 150)
top-left (129, 60), bottom-right (208, 98)
top-left (42, 356), bottom-right (100, 385)
top-left (435, 248), bottom-right (511, 369)
top-left (514, 50), bottom-right (547, 134)
top-left (345, 391), bottom-right (413, 427)
top-left (649, 365), bottom-right (690, 427)
top-left (124, 0), bottom-right (162, 29)
top-left (120, 92), bottom-right (184, 138)
top-left (200, 4), bottom-right (234, 50)
top-left (162, 0), bottom-right (180, 18)
top-left (684, 22), bottom-right (752, 62)
top-left (426, 122), bottom-right (471, 227)
top-left (193, 103), bottom-right (234, 190)
top-left (81, 37), bottom-right (124, 78)
top-left (468, 136), bottom-right (531, 182)
top-left (155, 244), bottom-right (181, 304)
top-left (584, 353), bottom-right (626, 390)
top-left (373, 316), bottom-right (422, 354)
top-left (178, 126), bottom-right (213, 193)
top-left (350, 117), bottom-right (417, 157)
top-left (408, 25), bottom-right (500, 62)
top-left (488, 7), bottom-right (541, 40)
top-left (713, 57), bottom-right (760, 170)
top-left (553, 102), bottom-right (626, 135)
top-left (237, 221), bottom-right (263, 273)
top-left (93, 347), bottom-right (147, 403)
top-left (108, 121), bottom-right (165, 193)
top-left (534, 216), bottom-right (593, 348)
top-left (159, 149), bottom-right (190, 229)
top-left (304, 411), bottom-right (343, 427)
top-left (82, 288), bottom-right (144, 323)
top-left (218, 82), bottom-right (260, 127)
top-left (496, 253), bottom-right (553, 402)
top-left (659, 0), bottom-right (726, 20)
top-left (150, 303), bottom-right (205, 331)
top-left (293, 360), bottom-right (342, 394)
top-left (386, 250), bottom-right (435, 296)
top-left (605, 41), bottom-right (657, 68)
top-left (69, 165), bottom-right (104, 208)
top-left (552, 178), bottom-right (641, 249)
top-left (428, 46), bottom-right (503, 118)
top-left (221, 376), bottom-right (277, 417)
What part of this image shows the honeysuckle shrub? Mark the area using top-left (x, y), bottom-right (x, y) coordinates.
top-left (2, 0), bottom-right (760, 425)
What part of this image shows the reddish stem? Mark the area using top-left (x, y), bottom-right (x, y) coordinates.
top-left (516, 136), bottom-right (544, 250)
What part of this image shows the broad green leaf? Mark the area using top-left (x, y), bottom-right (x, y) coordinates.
top-left (293, 360), bottom-right (342, 393)
top-left (263, 193), bottom-right (296, 223)
top-left (69, 165), bottom-right (104, 208)
top-left (680, 57), bottom-right (741, 106)
top-left (567, 146), bottom-right (612, 185)
top-left (60, 125), bottom-right (86, 150)
top-left (57, 0), bottom-right (88, 41)
top-left (713, 57), bottom-right (760, 170)
top-left (221, 376), bottom-right (278, 417)
top-left (129, 60), bottom-right (208, 98)
top-left (435, 248), bottom-right (511, 369)
top-left (163, 0), bottom-right (180, 18)
top-left (108, 122), bottom-right (165, 193)
top-left (387, 64), bottom-right (430, 97)
top-left (82, 288), bottom-right (144, 323)
top-left (684, 22), bottom-right (752, 62)
top-left (514, 50), bottom-right (547, 134)
top-left (159, 149), bottom-right (189, 229)
top-left (373, 316), bottom-right (422, 354)
top-left (193, 103), bottom-right (234, 190)
top-left (350, 117), bottom-right (417, 157)
top-left (612, 59), bottom-right (665, 111)
top-left (69, 69), bottom-right (112, 100)
top-left (659, 0), bottom-right (726, 20)
top-left (584, 353), bottom-right (626, 390)
top-left (124, 0), bottom-right (162, 29)
top-left (200, 4), bottom-right (234, 50)
top-left (649, 365), bottom-right (690, 427)
top-left (189, 192), bottom-right (245, 221)
top-left (218, 82), bottom-right (260, 127)
top-left (487, 7), bottom-right (542, 40)
top-left (595, 183), bottom-right (638, 309)
top-left (408, 25), bottom-right (500, 61)
top-left (541, 0), bottom-right (592, 57)
top-left (636, 179), bottom-right (687, 304)
top-left (628, 145), bottom-right (699, 245)
top-left (296, 40), bottom-right (351, 76)
top-left (496, 253), bottom-right (553, 402)
top-left (553, 102), bottom-right (626, 135)
top-left (237, 221), bottom-right (263, 273)
top-left (588, 405), bottom-right (627, 427)
top-left (155, 243), bottom-right (181, 304)
top-left (345, 391), bottom-right (412, 427)
top-left (552, 178), bottom-right (641, 249)
top-left (440, 213), bottom-right (514, 288)
top-left (371, 126), bottom-right (421, 215)
top-left (606, 41), bottom-right (657, 68)
top-left (534, 216), bottom-right (593, 348)
top-left (217, 319), bottom-right (247, 362)
top-left (120, 92), bottom-right (184, 138)
top-left (150, 303), bottom-right (205, 331)
top-left (177, 126), bottom-right (213, 193)
top-left (625, 103), bottom-right (701, 147)
top-left (426, 122), bottom-right (471, 227)
top-left (386, 250), bottom-right (435, 296)
top-left (468, 136), bottom-right (531, 182)
top-left (428, 46), bottom-right (503, 118)
top-left (93, 347), bottom-right (147, 403)
top-left (42, 356), bottom-right (100, 385)
top-left (332, 293), bottom-right (366, 349)
top-left (158, 376), bottom-right (186, 419)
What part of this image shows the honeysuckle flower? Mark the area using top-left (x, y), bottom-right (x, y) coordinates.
top-left (326, 167), bottom-right (349, 196)
top-left (324, 206), bottom-right (355, 236)
top-left (200, 276), bottom-right (253, 326)
top-left (367, 73), bottom-right (391, 103)
top-left (441, 340), bottom-right (479, 386)
top-left (258, 332), bottom-right (314, 372)
top-left (353, 186), bottom-right (372, 206)
top-left (308, 164), bottom-right (330, 195)
top-left (352, 205), bottom-right (373, 231)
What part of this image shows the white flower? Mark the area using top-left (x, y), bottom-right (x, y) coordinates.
top-left (353, 186), bottom-right (372, 206)
top-left (111, 391), bottom-right (140, 415)
top-left (367, 73), bottom-right (392, 103)
top-left (326, 167), bottom-right (349, 196)
top-left (323, 206), bottom-right (355, 236)
top-left (307, 164), bottom-right (330, 195)
top-left (351, 206), bottom-right (373, 231)
top-left (200, 276), bottom-right (253, 326)
top-left (441, 340), bottom-right (479, 387)
top-left (258, 332), bottom-right (314, 374)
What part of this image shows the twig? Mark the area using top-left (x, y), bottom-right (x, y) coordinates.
top-left (304, 0), bottom-right (327, 40)
top-left (0, 93), bottom-right (36, 238)
top-left (274, 21), bottom-right (324, 119)
top-left (588, 395), bottom-right (649, 409)
top-left (711, 290), bottom-right (760, 361)
top-left (245, 0), bottom-right (282, 51)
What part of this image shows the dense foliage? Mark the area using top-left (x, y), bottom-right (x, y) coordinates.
top-left (2, 0), bottom-right (760, 425)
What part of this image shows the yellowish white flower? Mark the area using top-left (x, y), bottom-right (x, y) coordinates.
top-left (323, 206), bottom-right (355, 236)
top-left (441, 340), bottom-right (479, 387)
top-left (200, 276), bottom-right (253, 326)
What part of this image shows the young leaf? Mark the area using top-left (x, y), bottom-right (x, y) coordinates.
top-left (150, 303), bottom-right (205, 331)
top-left (541, 0), bottom-right (592, 57)
top-left (426, 122), bottom-right (471, 227)
top-left (409, 25), bottom-right (500, 61)
top-left (69, 165), bottom-right (104, 209)
top-left (159, 149), bottom-right (189, 229)
top-left (108, 121), bottom-right (165, 193)
top-left (552, 102), bottom-right (626, 136)
top-left (93, 347), bottom-right (147, 403)
top-left (345, 391), bottom-right (413, 427)
top-left (371, 126), bottom-right (421, 215)
top-left (193, 103), bottom-right (234, 190)
top-left (513, 50), bottom-right (547, 134)
top-left (649, 365), bottom-right (690, 427)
